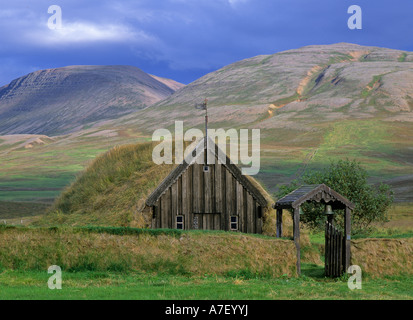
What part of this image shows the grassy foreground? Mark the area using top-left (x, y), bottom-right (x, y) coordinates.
top-left (0, 226), bottom-right (297, 277)
top-left (0, 269), bottom-right (411, 300)
top-left (0, 225), bottom-right (412, 300)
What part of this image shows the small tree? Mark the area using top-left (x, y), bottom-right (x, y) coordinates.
top-left (276, 159), bottom-right (394, 234)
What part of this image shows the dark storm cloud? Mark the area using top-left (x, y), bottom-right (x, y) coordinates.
top-left (0, 0), bottom-right (412, 85)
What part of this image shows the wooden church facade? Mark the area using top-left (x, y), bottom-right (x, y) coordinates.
top-left (146, 138), bottom-right (268, 233)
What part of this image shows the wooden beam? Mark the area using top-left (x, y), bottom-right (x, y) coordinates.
top-left (215, 164), bottom-right (222, 214)
top-left (221, 166), bottom-right (227, 230)
top-left (293, 206), bottom-right (301, 276)
top-left (204, 165), bottom-right (211, 230)
top-left (276, 208), bottom-right (283, 238)
top-left (171, 182), bottom-right (177, 229)
top-left (247, 193), bottom-right (253, 233)
top-left (325, 222), bottom-right (328, 276)
top-left (236, 181), bottom-right (243, 231)
top-left (181, 171), bottom-right (188, 229)
top-left (151, 206), bottom-right (156, 229)
top-left (226, 169), bottom-right (233, 216)
top-left (344, 206), bottom-right (351, 271)
top-left (255, 203), bottom-right (262, 234)
top-left (188, 166), bottom-right (193, 229)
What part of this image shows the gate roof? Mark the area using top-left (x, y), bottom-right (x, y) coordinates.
top-left (273, 184), bottom-right (355, 210)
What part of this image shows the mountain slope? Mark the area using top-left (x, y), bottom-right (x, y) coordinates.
top-left (115, 43), bottom-right (413, 132)
top-left (0, 65), bottom-right (184, 136)
top-left (104, 43), bottom-right (413, 200)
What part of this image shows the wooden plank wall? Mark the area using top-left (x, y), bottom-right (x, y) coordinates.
top-left (152, 163), bottom-right (262, 233)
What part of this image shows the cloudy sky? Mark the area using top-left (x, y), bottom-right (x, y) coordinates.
top-left (1, 0), bottom-right (412, 86)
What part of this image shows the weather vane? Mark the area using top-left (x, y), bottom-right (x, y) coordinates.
top-left (194, 98), bottom-right (209, 171)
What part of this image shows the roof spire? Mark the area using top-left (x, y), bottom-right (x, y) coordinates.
top-left (195, 98), bottom-right (208, 167)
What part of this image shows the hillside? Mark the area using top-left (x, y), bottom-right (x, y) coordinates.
top-left (1, 43), bottom-right (413, 206)
top-left (115, 43), bottom-right (413, 131)
top-left (35, 142), bottom-right (173, 227)
top-left (0, 65), bottom-right (184, 136)
top-left (98, 43), bottom-right (413, 200)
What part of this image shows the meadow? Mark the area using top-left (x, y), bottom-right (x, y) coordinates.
top-left (0, 121), bottom-right (412, 301)
top-left (1, 269), bottom-right (412, 300)
top-left (1, 116), bottom-right (413, 206)
top-left (0, 224), bottom-right (411, 300)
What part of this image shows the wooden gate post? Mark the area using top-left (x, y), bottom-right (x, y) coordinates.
top-left (344, 206), bottom-right (351, 271)
top-left (276, 208), bottom-right (283, 238)
top-left (325, 222), bottom-right (330, 277)
top-left (293, 206), bottom-right (301, 276)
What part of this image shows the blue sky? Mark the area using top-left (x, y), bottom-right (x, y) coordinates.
top-left (0, 0), bottom-right (412, 86)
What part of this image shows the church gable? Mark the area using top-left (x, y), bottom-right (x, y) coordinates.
top-left (146, 137), bottom-right (269, 233)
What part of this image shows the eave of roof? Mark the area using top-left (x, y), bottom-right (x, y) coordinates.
top-left (273, 184), bottom-right (355, 210)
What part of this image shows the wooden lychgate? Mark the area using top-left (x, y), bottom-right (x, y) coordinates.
top-left (273, 184), bottom-right (354, 277)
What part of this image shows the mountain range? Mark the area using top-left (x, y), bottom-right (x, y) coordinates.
top-left (0, 65), bottom-right (184, 135)
top-left (113, 42), bottom-right (413, 132)
top-left (0, 43), bottom-right (412, 204)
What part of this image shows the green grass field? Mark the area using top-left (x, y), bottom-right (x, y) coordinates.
top-left (1, 268), bottom-right (411, 300)
top-left (0, 224), bottom-right (411, 300)
top-left (0, 130), bottom-right (148, 203)
top-left (2, 117), bottom-right (413, 204)
top-left (0, 120), bottom-right (412, 300)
